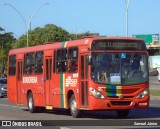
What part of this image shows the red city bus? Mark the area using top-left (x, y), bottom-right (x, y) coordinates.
top-left (7, 36), bottom-right (149, 118)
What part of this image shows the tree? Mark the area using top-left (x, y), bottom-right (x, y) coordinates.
top-left (70, 31), bottom-right (94, 40)
top-left (0, 27), bottom-right (5, 32)
top-left (14, 24), bottom-right (71, 48)
top-left (14, 24), bottom-right (96, 48)
top-left (0, 24), bottom-right (95, 76)
top-left (0, 28), bottom-right (17, 75)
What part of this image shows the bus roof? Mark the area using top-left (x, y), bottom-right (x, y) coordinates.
top-left (9, 36), bottom-right (144, 55)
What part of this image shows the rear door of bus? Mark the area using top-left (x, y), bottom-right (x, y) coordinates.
top-left (44, 56), bottom-right (52, 106)
top-left (17, 60), bottom-right (23, 104)
top-left (79, 54), bottom-right (89, 108)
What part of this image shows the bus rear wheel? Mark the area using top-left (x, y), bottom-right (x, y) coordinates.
top-left (69, 94), bottom-right (81, 118)
top-left (27, 92), bottom-right (37, 113)
top-left (116, 110), bottom-right (130, 118)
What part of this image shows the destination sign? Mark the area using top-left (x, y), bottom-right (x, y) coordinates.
top-left (91, 40), bottom-right (146, 50)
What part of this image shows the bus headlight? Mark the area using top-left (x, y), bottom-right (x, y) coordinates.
top-left (1, 87), bottom-right (4, 91)
top-left (136, 88), bottom-right (149, 99)
top-left (89, 88), bottom-right (105, 99)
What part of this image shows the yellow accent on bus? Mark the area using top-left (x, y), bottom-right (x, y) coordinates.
top-left (45, 105), bottom-right (53, 110)
top-left (116, 86), bottom-right (122, 96)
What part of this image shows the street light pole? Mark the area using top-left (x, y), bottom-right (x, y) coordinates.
top-left (125, 0), bottom-right (130, 37)
top-left (26, 2), bottom-right (49, 47)
top-left (4, 2), bottom-right (49, 47)
top-left (4, 3), bottom-right (27, 28)
top-left (4, 3), bottom-right (28, 47)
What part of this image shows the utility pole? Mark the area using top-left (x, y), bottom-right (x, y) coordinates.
top-left (125, 0), bottom-right (130, 37)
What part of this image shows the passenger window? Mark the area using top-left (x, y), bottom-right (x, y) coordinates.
top-left (35, 51), bottom-right (43, 74)
top-left (24, 53), bottom-right (35, 74)
top-left (56, 49), bottom-right (67, 73)
top-left (9, 55), bottom-right (16, 76)
top-left (68, 47), bottom-right (78, 73)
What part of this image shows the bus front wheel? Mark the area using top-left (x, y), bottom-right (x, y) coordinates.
top-left (69, 94), bottom-right (81, 118)
top-left (27, 92), bottom-right (37, 113)
top-left (116, 110), bottom-right (130, 118)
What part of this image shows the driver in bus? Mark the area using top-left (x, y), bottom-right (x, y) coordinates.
top-left (128, 55), bottom-right (143, 78)
top-left (131, 59), bottom-right (140, 70)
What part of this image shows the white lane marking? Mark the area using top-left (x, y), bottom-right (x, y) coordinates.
top-left (60, 127), bottom-right (72, 129)
top-left (0, 103), bottom-right (26, 109)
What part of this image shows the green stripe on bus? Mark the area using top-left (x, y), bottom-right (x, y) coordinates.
top-left (106, 85), bottom-right (112, 96)
top-left (60, 74), bottom-right (64, 108)
top-left (62, 42), bottom-right (66, 48)
top-left (60, 41), bottom-right (66, 108)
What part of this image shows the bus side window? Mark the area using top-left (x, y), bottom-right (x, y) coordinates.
top-left (35, 51), bottom-right (43, 74)
top-left (56, 61), bottom-right (61, 73)
top-left (24, 53), bottom-right (35, 75)
top-left (8, 55), bottom-right (16, 76)
top-left (68, 47), bottom-right (78, 73)
top-left (56, 49), bottom-right (67, 73)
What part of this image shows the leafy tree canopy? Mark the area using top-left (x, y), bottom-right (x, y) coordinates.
top-left (14, 24), bottom-right (70, 48)
top-left (0, 24), bottom-right (95, 75)
top-left (0, 28), bottom-right (17, 75)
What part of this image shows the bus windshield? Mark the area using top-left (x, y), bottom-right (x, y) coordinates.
top-left (91, 52), bottom-right (148, 85)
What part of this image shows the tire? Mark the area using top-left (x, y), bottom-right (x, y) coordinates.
top-left (116, 110), bottom-right (130, 118)
top-left (27, 92), bottom-right (37, 113)
top-left (69, 94), bottom-right (81, 118)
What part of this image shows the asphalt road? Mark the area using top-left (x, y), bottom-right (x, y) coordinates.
top-left (0, 76), bottom-right (159, 129)
top-left (0, 97), bottom-right (159, 120)
top-left (0, 96), bottom-right (160, 129)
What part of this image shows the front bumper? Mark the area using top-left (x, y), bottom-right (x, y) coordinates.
top-left (88, 95), bottom-right (149, 110)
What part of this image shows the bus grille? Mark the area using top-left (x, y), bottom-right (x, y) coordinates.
top-left (110, 101), bottom-right (131, 106)
top-left (107, 96), bottom-right (134, 99)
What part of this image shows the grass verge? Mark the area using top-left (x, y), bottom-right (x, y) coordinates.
top-left (150, 90), bottom-right (160, 96)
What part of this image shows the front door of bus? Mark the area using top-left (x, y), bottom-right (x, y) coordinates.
top-left (80, 55), bottom-right (88, 107)
top-left (45, 57), bottom-right (52, 106)
top-left (17, 60), bottom-right (22, 104)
